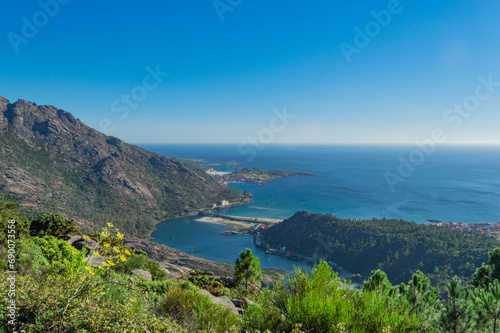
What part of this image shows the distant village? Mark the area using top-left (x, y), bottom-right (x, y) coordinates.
top-left (434, 220), bottom-right (500, 240)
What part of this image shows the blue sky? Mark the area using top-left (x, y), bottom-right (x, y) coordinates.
top-left (1, 0), bottom-right (499, 144)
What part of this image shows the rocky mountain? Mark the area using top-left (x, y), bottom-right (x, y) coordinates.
top-left (0, 97), bottom-right (243, 237)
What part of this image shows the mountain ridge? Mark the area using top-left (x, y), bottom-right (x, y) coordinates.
top-left (0, 96), bottom-right (244, 237)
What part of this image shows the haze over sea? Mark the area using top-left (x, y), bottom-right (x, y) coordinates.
top-left (145, 144), bottom-right (500, 271)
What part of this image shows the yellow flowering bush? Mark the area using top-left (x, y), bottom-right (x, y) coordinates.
top-left (0, 271), bottom-right (187, 332)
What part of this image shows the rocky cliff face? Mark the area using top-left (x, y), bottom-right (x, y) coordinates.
top-left (0, 97), bottom-right (242, 237)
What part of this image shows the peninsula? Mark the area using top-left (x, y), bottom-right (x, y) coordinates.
top-left (207, 167), bottom-right (316, 186)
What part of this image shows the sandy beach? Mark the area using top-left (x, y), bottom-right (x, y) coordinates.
top-left (195, 216), bottom-right (255, 229)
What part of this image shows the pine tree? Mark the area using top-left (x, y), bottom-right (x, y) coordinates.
top-left (473, 247), bottom-right (500, 288)
top-left (234, 248), bottom-right (262, 289)
top-left (363, 269), bottom-right (392, 294)
top-left (439, 277), bottom-right (473, 333)
top-left (473, 279), bottom-right (500, 332)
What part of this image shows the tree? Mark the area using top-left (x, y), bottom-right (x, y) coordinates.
top-left (30, 213), bottom-right (80, 238)
top-left (438, 277), bottom-right (473, 333)
top-left (234, 248), bottom-right (262, 289)
top-left (472, 279), bottom-right (500, 332)
top-left (363, 269), bottom-right (392, 294)
top-left (473, 248), bottom-right (500, 288)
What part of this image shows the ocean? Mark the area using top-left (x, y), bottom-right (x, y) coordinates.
top-left (143, 144), bottom-right (500, 272)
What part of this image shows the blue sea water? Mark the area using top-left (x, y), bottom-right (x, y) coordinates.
top-left (144, 144), bottom-right (500, 271)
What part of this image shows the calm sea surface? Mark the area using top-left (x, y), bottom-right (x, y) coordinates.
top-left (143, 144), bottom-right (500, 272)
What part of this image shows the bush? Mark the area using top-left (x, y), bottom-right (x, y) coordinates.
top-left (30, 213), bottom-right (80, 238)
top-left (15, 237), bottom-right (50, 275)
top-left (113, 253), bottom-right (166, 280)
top-left (32, 235), bottom-right (86, 276)
top-left (156, 286), bottom-right (238, 332)
top-left (188, 270), bottom-right (230, 297)
top-left (242, 261), bottom-right (425, 333)
top-left (0, 197), bottom-right (30, 244)
top-left (0, 271), bottom-right (187, 333)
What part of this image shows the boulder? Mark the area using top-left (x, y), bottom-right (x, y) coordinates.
top-left (231, 299), bottom-right (245, 308)
top-left (221, 276), bottom-right (235, 286)
top-left (261, 276), bottom-right (275, 288)
top-left (72, 238), bottom-right (97, 253)
top-left (62, 234), bottom-right (82, 245)
top-left (157, 262), bottom-right (192, 279)
top-left (88, 255), bottom-right (108, 267)
top-left (231, 298), bottom-right (257, 309)
top-left (199, 289), bottom-right (239, 315)
top-left (243, 298), bottom-right (257, 308)
top-left (203, 270), bottom-right (214, 276)
top-left (131, 269), bottom-right (152, 281)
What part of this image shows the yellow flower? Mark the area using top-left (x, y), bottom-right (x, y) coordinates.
top-left (103, 242), bottom-right (110, 248)
top-left (107, 260), bottom-right (115, 266)
top-left (124, 249), bottom-right (131, 256)
top-left (83, 235), bottom-right (90, 240)
top-left (120, 255), bottom-right (127, 262)
top-left (98, 265), bottom-right (104, 270)
top-left (103, 262), bottom-right (110, 267)
top-left (107, 222), bottom-right (114, 227)
top-left (101, 232), bottom-right (110, 238)
top-left (117, 231), bottom-right (124, 240)
top-left (93, 251), bottom-right (100, 256)
top-left (84, 266), bottom-right (95, 275)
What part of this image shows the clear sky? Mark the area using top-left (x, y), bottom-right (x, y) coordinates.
top-left (1, 0), bottom-right (499, 144)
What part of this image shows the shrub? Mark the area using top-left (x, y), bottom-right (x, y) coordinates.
top-left (113, 253), bottom-right (166, 280)
top-left (188, 270), bottom-right (230, 297)
top-left (15, 237), bottom-right (50, 275)
top-left (156, 286), bottom-right (238, 332)
top-left (0, 197), bottom-right (30, 243)
top-left (242, 261), bottom-right (425, 333)
top-left (0, 271), bottom-right (187, 333)
top-left (30, 213), bottom-right (80, 238)
top-left (32, 235), bottom-right (86, 276)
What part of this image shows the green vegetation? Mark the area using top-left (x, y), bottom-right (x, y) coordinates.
top-left (114, 252), bottom-right (167, 280)
top-left (155, 285), bottom-right (238, 332)
top-left (262, 211), bottom-right (498, 285)
top-left (235, 248), bottom-right (263, 289)
top-left (243, 262), bottom-right (425, 332)
top-left (187, 270), bottom-right (230, 297)
top-left (29, 212), bottom-right (80, 238)
top-left (0, 195), bottom-right (30, 243)
top-left (9, 197), bottom-right (500, 332)
top-left (230, 168), bottom-right (315, 184)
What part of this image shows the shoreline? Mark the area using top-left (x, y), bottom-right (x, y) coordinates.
top-left (195, 216), bottom-right (254, 230)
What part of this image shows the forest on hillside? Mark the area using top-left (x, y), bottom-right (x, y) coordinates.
top-left (262, 211), bottom-right (499, 285)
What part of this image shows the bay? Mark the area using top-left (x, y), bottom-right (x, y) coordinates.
top-left (145, 144), bottom-right (500, 272)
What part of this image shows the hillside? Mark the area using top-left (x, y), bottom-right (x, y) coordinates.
top-left (261, 211), bottom-right (499, 285)
top-left (0, 97), bottom-right (243, 237)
